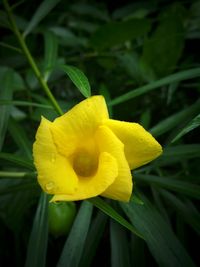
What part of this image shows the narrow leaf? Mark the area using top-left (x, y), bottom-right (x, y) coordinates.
top-left (60, 65), bottom-right (91, 98)
top-left (120, 195), bottom-right (196, 267)
top-left (150, 100), bottom-right (200, 137)
top-left (0, 152), bottom-right (34, 170)
top-left (110, 220), bottom-right (131, 267)
top-left (43, 31), bottom-right (58, 81)
top-left (23, 0), bottom-right (61, 37)
top-left (57, 201), bottom-right (93, 267)
top-left (109, 68), bottom-right (200, 106)
top-left (160, 190), bottom-right (200, 235)
top-left (0, 69), bottom-right (14, 150)
top-left (135, 174), bottom-right (200, 199)
top-left (25, 193), bottom-right (48, 267)
top-left (8, 118), bottom-right (32, 159)
top-left (0, 100), bottom-right (53, 109)
top-left (80, 211), bottom-right (107, 267)
top-left (172, 113), bottom-right (200, 142)
top-left (88, 197), bottom-right (143, 239)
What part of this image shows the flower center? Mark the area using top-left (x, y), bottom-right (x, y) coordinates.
top-left (73, 149), bottom-right (98, 177)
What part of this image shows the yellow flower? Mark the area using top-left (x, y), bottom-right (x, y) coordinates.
top-left (33, 96), bottom-right (162, 202)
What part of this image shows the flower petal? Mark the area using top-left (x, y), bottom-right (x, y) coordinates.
top-left (50, 96), bottom-right (109, 158)
top-left (33, 117), bottom-right (78, 195)
top-left (95, 125), bottom-right (133, 202)
top-left (104, 119), bottom-right (162, 170)
top-left (51, 152), bottom-right (118, 202)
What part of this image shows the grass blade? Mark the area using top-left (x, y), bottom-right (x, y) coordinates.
top-left (80, 210), bottom-right (107, 267)
top-left (110, 219), bottom-right (131, 267)
top-left (0, 69), bottom-right (14, 150)
top-left (8, 118), bottom-right (32, 159)
top-left (57, 201), bottom-right (93, 267)
top-left (160, 190), bottom-right (200, 235)
top-left (23, 0), bottom-right (61, 37)
top-left (0, 99), bottom-right (53, 109)
top-left (43, 31), bottom-right (58, 81)
top-left (109, 68), bottom-right (200, 106)
top-left (150, 100), bottom-right (200, 137)
top-left (25, 193), bottom-right (48, 267)
top-left (88, 197), bottom-right (143, 239)
top-left (60, 65), bottom-right (91, 98)
top-left (120, 195), bottom-right (196, 267)
top-left (0, 152), bottom-right (34, 170)
top-left (172, 113), bottom-right (200, 142)
top-left (135, 174), bottom-right (200, 199)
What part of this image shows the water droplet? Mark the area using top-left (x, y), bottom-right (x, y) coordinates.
top-left (45, 181), bottom-right (54, 192)
top-left (51, 153), bottom-right (56, 163)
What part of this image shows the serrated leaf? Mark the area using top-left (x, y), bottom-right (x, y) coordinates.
top-left (120, 195), bottom-right (196, 267)
top-left (57, 201), bottom-right (93, 267)
top-left (23, 0), bottom-right (61, 37)
top-left (60, 65), bottom-right (91, 97)
top-left (25, 193), bottom-right (48, 267)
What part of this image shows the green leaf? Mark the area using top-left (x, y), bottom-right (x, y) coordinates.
top-left (0, 152), bottom-right (34, 170)
top-left (110, 220), bottom-right (131, 267)
top-left (141, 9), bottom-right (184, 77)
top-left (0, 179), bottom-right (37, 195)
top-left (160, 190), bottom-right (200, 235)
top-left (43, 31), bottom-right (58, 81)
top-left (172, 113), bottom-right (200, 142)
top-left (120, 195), bottom-right (196, 267)
top-left (150, 100), bottom-right (200, 137)
top-left (0, 69), bottom-right (14, 150)
top-left (60, 65), bottom-right (91, 98)
top-left (80, 211), bottom-right (107, 267)
top-left (109, 68), bottom-right (200, 106)
top-left (23, 0), bottom-right (61, 37)
top-left (135, 174), bottom-right (200, 199)
top-left (88, 197), bottom-right (143, 239)
top-left (25, 193), bottom-right (48, 267)
top-left (90, 18), bottom-right (151, 50)
top-left (8, 118), bottom-right (32, 159)
top-left (150, 144), bottom-right (200, 168)
top-left (0, 99), bottom-right (53, 109)
top-left (57, 201), bottom-right (93, 267)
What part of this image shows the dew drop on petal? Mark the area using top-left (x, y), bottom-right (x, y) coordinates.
top-left (51, 153), bottom-right (56, 163)
top-left (45, 181), bottom-right (55, 192)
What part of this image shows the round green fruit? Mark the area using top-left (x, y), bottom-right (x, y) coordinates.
top-left (48, 201), bottom-right (76, 237)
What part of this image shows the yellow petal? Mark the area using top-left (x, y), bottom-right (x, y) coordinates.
top-left (33, 117), bottom-right (78, 195)
top-left (95, 125), bottom-right (133, 202)
top-left (50, 96), bottom-right (109, 158)
top-left (104, 119), bottom-right (162, 170)
top-left (51, 152), bottom-right (118, 202)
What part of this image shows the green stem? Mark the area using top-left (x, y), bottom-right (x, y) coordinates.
top-left (3, 0), bottom-right (63, 116)
top-left (0, 171), bottom-right (36, 178)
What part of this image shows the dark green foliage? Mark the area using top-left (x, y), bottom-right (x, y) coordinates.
top-left (0, 0), bottom-right (200, 266)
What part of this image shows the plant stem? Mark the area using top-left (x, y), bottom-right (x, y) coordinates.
top-left (3, 0), bottom-right (63, 116)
